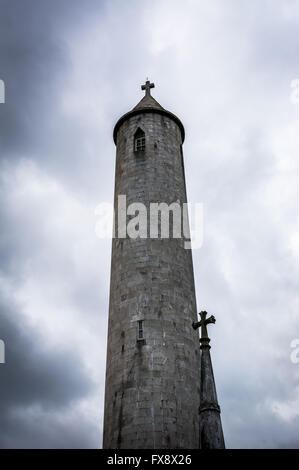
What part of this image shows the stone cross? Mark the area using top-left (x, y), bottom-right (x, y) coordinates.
top-left (141, 80), bottom-right (155, 96)
top-left (192, 310), bottom-right (216, 340)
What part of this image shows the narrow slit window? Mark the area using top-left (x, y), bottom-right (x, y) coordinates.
top-left (134, 128), bottom-right (145, 152)
top-left (138, 320), bottom-right (143, 339)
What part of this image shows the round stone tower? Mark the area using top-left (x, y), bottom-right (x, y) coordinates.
top-left (103, 81), bottom-right (201, 449)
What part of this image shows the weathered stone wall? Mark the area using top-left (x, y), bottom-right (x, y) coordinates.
top-left (103, 111), bottom-right (201, 449)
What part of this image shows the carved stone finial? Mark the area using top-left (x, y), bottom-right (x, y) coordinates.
top-left (141, 79), bottom-right (155, 96)
top-left (192, 310), bottom-right (216, 347)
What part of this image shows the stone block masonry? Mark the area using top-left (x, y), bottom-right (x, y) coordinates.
top-left (103, 93), bottom-right (201, 449)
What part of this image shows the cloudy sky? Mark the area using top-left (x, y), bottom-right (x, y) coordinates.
top-left (1, 0), bottom-right (299, 449)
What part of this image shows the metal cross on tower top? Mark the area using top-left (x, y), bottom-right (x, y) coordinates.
top-left (141, 79), bottom-right (155, 96)
top-left (192, 310), bottom-right (216, 341)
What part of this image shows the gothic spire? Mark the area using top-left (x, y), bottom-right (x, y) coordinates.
top-left (192, 311), bottom-right (225, 449)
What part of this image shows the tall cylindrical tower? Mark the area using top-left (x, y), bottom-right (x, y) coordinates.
top-left (103, 81), bottom-right (201, 449)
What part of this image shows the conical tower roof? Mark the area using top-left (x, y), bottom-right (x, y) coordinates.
top-left (113, 80), bottom-right (185, 144)
top-left (132, 93), bottom-right (165, 112)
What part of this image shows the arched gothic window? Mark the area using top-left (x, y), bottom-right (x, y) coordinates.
top-left (134, 128), bottom-right (145, 152)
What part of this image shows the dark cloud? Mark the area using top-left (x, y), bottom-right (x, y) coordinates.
top-left (0, 294), bottom-right (97, 448)
top-left (0, 0), bottom-right (67, 155)
top-left (0, 0), bottom-right (111, 198)
top-left (0, 0), bottom-right (106, 448)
